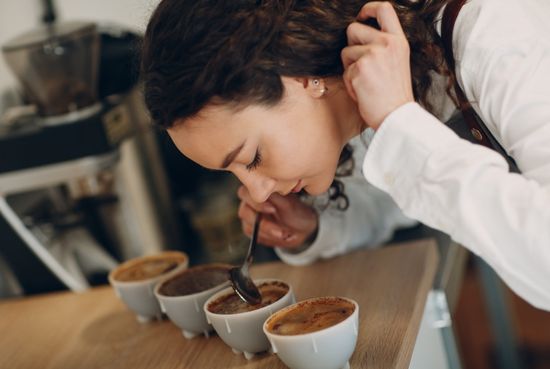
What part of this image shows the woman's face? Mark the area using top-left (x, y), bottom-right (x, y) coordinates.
top-left (168, 77), bottom-right (362, 203)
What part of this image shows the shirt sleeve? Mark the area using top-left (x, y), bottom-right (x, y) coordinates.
top-left (461, 39), bottom-right (550, 184)
top-left (363, 100), bottom-right (550, 310)
top-left (276, 139), bottom-right (417, 266)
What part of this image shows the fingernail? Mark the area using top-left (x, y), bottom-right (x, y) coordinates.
top-left (271, 229), bottom-right (283, 238)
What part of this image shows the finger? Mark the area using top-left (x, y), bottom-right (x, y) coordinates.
top-left (259, 232), bottom-right (303, 250)
top-left (258, 236), bottom-right (285, 248)
top-left (259, 217), bottom-right (291, 239)
top-left (241, 210), bottom-right (290, 238)
top-left (237, 185), bottom-right (277, 214)
top-left (241, 214), bottom-right (288, 240)
top-left (242, 222), bottom-right (280, 245)
top-left (243, 222), bottom-right (277, 242)
top-left (275, 236), bottom-right (304, 249)
top-left (240, 212), bottom-right (284, 241)
top-left (266, 192), bottom-right (296, 213)
top-left (357, 1), bottom-right (404, 36)
top-left (342, 63), bottom-right (358, 101)
top-left (346, 22), bottom-right (384, 47)
top-left (238, 201), bottom-right (258, 228)
top-left (242, 220), bottom-right (305, 249)
top-left (341, 44), bottom-right (372, 69)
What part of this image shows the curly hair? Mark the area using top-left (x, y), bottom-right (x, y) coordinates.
top-left (141, 0), bottom-right (456, 209)
top-left (142, 0), bottom-right (455, 127)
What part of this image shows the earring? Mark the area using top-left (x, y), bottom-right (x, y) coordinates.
top-left (312, 79), bottom-right (327, 96)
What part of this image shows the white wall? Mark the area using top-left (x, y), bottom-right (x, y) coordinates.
top-left (0, 1), bottom-right (41, 94)
top-left (0, 0), bottom-right (160, 97)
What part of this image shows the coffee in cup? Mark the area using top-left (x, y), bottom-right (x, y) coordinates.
top-left (112, 254), bottom-right (186, 282)
top-left (263, 296), bottom-right (359, 369)
top-left (265, 296), bottom-right (355, 335)
top-left (154, 263), bottom-right (232, 339)
top-left (158, 263), bottom-right (231, 296)
top-left (207, 280), bottom-right (289, 314)
top-left (108, 251), bottom-right (188, 323)
top-left (203, 279), bottom-right (295, 359)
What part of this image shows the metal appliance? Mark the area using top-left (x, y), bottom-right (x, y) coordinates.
top-left (0, 20), bottom-right (180, 295)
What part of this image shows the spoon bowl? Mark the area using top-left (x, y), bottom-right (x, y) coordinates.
top-left (229, 213), bottom-right (262, 305)
top-left (229, 266), bottom-right (261, 305)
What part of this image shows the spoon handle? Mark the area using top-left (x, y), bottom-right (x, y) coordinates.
top-left (246, 213), bottom-right (262, 267)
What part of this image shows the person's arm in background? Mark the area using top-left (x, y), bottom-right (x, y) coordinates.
top-left (343, 1), bottom-right (550, 310)
top-left (238, 137), bottom-right (416, 266)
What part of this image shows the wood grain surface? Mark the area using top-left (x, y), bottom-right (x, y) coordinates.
top-left (0, 239), bottom-right (438, 369)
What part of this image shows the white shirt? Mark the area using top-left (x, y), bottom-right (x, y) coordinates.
top-left (278, 0), bottom-right (550, 311)
top-left (363, 0), bottom-right (550, 310)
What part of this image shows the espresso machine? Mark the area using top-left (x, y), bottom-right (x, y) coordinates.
top-left (0, 20), bottom-right (181, 295)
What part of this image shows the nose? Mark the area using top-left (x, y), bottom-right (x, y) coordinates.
top-left (235, 171), bottom-right (277, 203)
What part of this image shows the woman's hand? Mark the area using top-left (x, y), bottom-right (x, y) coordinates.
top-left (237, 186), bottom-right (319, 250)
top-left (341, 1), bottom-right (414, 130)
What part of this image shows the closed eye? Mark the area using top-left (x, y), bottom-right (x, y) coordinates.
top-left (246, 149), bottom-right (262, 171)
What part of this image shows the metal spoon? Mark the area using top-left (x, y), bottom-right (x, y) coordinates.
top-left (229, 213), bottom-right (262, 305)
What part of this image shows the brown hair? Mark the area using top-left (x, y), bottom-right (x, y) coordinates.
top-left (142, 0), bottom-right (455, 129)
top-left (141, 0), bottom-right (455, 210)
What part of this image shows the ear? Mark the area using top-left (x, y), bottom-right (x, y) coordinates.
top-left (295, 77), bottom-right (328, 98)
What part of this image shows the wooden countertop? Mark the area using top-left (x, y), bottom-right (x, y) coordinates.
top-left (0, 239), bottom-right (438, 369)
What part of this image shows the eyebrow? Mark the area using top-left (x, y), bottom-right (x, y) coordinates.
top-left (221, 141), bottom-right (246, 169)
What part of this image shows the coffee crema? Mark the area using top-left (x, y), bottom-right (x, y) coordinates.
top-left (208, 281), bottom-right (289, 314)
top-left (113, 254), bottom-right (186, 282)
top-left (266, 297), bottom-right (355, 335)
top-left (158, 264), bottom-right (231, 296)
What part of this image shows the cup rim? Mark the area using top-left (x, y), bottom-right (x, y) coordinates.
top-left (203, 278), bottom-right (292, 318)
top-left (108, 250), bottom-right (189, 286)
top-left (263, 296), bottom-right (359, 339)
top-left (154, 262), bottom-right (233, 300)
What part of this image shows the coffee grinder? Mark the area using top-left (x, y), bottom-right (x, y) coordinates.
top-left (0, 21), bottom-right (179, 294)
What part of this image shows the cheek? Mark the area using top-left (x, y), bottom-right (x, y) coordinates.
top-left (266, 139), bottom-right (309, 178)
top-left (267, 134), bottom-right (341, 190)
top-left (296, 136), bottom-right (342, 194)
top-left (262, 106), bottom-right (342, 181)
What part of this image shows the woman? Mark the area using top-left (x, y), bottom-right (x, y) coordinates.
top-left (141, 0), bottom-right (550, 310)
top-left (236, 134), bottom-right (418, 266)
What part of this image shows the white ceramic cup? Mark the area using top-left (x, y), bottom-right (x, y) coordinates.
top-left (263, 296), bottom-right (359, 369)
top-left (108, 251), bottom-right (188, 323)
top-left (204, 278), bottom-right (295, 360)
top-left (154, 263), bottom-right (231, 339)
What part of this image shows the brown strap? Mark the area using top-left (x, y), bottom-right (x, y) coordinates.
top-left (442, 0), bottom-right (494, 149)
top-left (442, 0), bottom-right (520, 172)
top-left (441, 0), bottom-right (467, 74)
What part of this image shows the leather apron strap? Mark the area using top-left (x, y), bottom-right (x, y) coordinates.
top-left (441, 0), bottom-right (520, 172)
